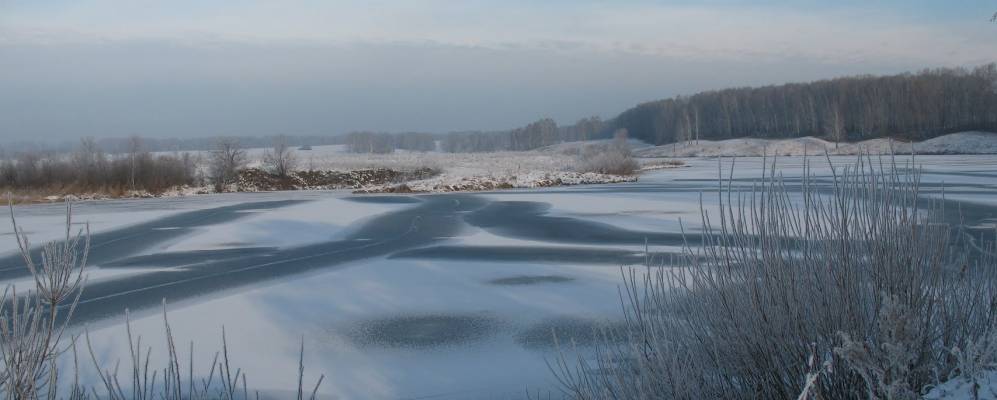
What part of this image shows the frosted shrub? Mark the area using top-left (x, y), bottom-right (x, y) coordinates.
top-left (835, 295), bottom-right (922, 400)
top-left (553, 156), bottom-right (997, 399)
top-left (574, 141), bottom-right (639, 176)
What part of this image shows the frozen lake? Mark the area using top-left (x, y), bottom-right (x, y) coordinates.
top-left (2, 155), bottom-right (997, 399)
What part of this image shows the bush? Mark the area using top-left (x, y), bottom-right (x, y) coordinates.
top-left (0, 137), bottom-right (200, 196)
top-left (553, 156), bottom-right (997, 399)
top-left (574, 140), bottom-right (640, 175)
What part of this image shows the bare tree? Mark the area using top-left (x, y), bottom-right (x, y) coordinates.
top-left (263, 135), bottom-right (297, 177)
top-left (181, 151), bottom-right (200, 184)
top-left (209, 138), bottom-right (246, 192)
top-left (72, 137), bottom-right (103, 187)
top-left (126, 135), bottom-right (144, 191)
top-left (825, 104), bottom-right (845, 148)
top-left (13, 152), bottom-right (40, 187)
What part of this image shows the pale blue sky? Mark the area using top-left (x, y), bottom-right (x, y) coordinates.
top-left (1, 0), bottom-right (995, 139)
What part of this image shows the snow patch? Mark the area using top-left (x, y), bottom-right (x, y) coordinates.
top-left (924, 371), bottom-right (997, 400)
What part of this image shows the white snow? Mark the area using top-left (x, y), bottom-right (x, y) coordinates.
top-left (0, 191), bottom-right (332, 261)
top-left (161, 195), bottom-right (410, 252)
top-left (0, 206), bottom-right (182, 259)
top-left (78, 257), bottom-right (629, 399)
top-left (150, 144), bottom-right (642, 196)
top-left (13, 154), bottom-right (997, 399)
top-left (924, 371), bottom-right (997, 400)
top-left (634, 131), bottom-right (997, 158)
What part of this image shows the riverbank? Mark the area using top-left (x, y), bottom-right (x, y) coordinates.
top-left (3, 145), bottom-right (685, 203)
top-left (4, 165), bottom-right (646, 203)
top-left (354, 170), bottom-right (639, 194)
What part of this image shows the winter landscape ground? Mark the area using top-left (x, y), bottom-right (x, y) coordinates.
top-left (3, 154), bottom-right (996, 399)
top-left (20, 131), bottom-right (995, 202)
top-left (3, 3), bottom-right (996, 398)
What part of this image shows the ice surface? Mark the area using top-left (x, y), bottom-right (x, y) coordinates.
top-left (161, 195), bottom-right (410, 252)
top-left (12, 154), bottom-right (997, 399)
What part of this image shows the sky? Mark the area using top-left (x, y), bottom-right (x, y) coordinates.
top-left (1, 0), bottom-right (995, 140)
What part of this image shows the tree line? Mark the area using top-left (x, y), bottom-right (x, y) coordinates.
top-left (5, 64), bottom-right (994, 165)
top-left (343, 132), bottom-right (436, 153)
top-left (439, 116), bottom-right (607, 153)
top-left (611, 63), bottom-right (997, 145)
top-left (0, 136), bottom-right (199, 194)
top-left (342, 117), bottom-right (607, 154)
top-left (0, 135), bottom-right (298, 195)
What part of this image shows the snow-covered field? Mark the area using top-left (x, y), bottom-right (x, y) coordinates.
top-left (635, 131), bottom-right (997, 158)
top-left (2, 155), bottom-right (996, 399)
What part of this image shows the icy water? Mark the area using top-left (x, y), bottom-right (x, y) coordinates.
top-left (2, 155), bottom-right (997, 399)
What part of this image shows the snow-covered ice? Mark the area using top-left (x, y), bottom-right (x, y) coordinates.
top-left (4, 154), bottom-right (997, 399)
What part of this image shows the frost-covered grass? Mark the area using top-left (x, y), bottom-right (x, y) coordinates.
top-left (571, 141), bottom-right (640, 176)
top-left (0, 201), bottom-right (324, 399)
top-left (553, 156), bottom-right (997, 399)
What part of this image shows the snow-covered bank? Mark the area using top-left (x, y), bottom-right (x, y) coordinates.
top-left (27, 148), bottom-right (644, 201)
top-left (356, 171), bottom-right (637, 193)
top-left (634, 131), bottom-right (997, 158)
top-left (302, 147), bottom-right (649, 193)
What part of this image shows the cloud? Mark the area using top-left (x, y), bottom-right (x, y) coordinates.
top-left (2, 1), bottom-right (995, 65)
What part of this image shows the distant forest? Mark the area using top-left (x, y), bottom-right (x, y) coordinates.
top-left (612, 64), bottom-right (997, 145)
top-left (444, 117), bottom-right (605, 152)
top-left (342, 116), bottom-right (606, 153)
top-left (3, 64), bottom-right (994, 156)
top-left (347, 64), bottom-right (997, 152)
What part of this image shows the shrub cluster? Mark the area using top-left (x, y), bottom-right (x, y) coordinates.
top-left (0, 139), bottom-right (199, 195)
top-left (554, 156), bottom-right (997, 399)
top-left (573, 140), bottom-right (640, 176)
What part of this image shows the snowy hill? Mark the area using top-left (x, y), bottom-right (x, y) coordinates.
top-left (633, 131), bottom-right (997, 158)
